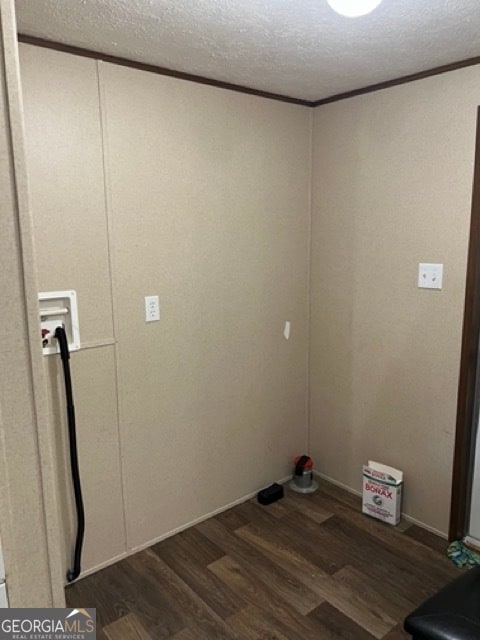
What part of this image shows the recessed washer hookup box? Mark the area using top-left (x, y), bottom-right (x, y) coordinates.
top-left (362, 461), bottom-right (403, 526)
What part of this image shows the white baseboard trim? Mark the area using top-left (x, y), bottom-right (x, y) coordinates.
top-left (401, 514), bottom-right (447, 539)
top-left (314, 470), bottom-right (362, 497)
top-left (313, 470), bottom-right (448, 540)
top-left (464, 535), bottom-right (480, 551)
top-left (75, 475), bottom-right (291, 582)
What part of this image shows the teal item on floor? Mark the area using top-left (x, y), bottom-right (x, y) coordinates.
top-left (448, 540), bottom-right (480, 567)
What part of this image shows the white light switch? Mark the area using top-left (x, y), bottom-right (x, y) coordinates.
top-left (418, 263), bottom-right (443, 290)
top-left (145, 295), bottom-right (160, 322)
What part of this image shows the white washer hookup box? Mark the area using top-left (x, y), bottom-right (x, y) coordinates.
top-left (362, 461), bottom-right (403, 526)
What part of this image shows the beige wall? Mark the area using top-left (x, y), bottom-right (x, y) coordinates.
top-left (310, 66), bottom-right (480, 534)
top-left (20, 45), bottom-right (310, 572)
top-left (20, 45), bottom-right (128, 575)
top-left (19, 37), bottom-right (478, 575)
top-left (99, 62), bottom-right (310, 549)
top-left (0, 0), bottom-right (63, 606)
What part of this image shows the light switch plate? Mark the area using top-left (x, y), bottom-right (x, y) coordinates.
top-left (418, 263), bottom-right (443, 290)
top-left (145, 295), bottom-right (160, 322)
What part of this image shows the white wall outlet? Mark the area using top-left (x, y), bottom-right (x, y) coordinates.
top-left (145, 295), bottom-right (160, 322)
top-left (418, 263), bottom-right (443, 290)
top-left (284, 321), bottom-right (291, 340)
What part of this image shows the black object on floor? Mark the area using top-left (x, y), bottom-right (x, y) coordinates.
top-left (257, 483), bottom-right (284, 505)
top-left (404, 565), bottom-right (480, 639)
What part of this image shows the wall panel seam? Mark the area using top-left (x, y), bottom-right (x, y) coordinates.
top-left (95, 59), bottom-right (130, 555)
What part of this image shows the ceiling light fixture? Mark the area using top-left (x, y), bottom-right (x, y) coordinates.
top-left (327, 0), bottom-right (383, 18)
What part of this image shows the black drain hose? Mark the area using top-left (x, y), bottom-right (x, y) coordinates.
top-left (55, 326), bottom-right (85, 583)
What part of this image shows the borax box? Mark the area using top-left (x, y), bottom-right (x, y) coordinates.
top-left (362, 461), bottom-right (403, 526)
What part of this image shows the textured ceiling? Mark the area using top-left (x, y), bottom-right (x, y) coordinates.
top-left (14, 0), bottom-right (480, 101)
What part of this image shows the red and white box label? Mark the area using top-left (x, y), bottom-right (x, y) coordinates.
top-left (362, 461), bottom-right (403, 526)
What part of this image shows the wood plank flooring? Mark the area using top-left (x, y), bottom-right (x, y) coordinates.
top-left (66, 479), bottom-right (460, 639)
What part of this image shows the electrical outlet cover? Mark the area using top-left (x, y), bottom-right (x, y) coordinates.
top-left (145, 295), bottom-right (160, 322)
top-left (418, 263), bottom-right (443, 290)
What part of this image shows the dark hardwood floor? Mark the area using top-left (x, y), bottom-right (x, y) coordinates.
top-left (66, 479), bottom-right (459, 639)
